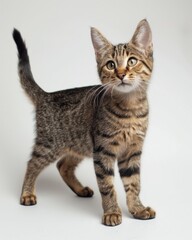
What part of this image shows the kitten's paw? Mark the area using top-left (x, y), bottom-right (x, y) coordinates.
top-left (132, 207), bottom-right (156, 220)
top-left (77, 187), bottom-right (94, 198)
top-left (20, 194), bottom-right (37, 206)
top-left (102, 213), bottom-right (122, 226)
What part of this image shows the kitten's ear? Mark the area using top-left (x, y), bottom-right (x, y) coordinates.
top-left (130, 19), bottom-right (152, 54)
top-left (91, 27), bottom-right (112, 59)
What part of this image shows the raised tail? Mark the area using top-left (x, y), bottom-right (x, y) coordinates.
top-left (12, 29), bottom-right (45, 104)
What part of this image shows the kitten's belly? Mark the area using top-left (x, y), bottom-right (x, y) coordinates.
top-left (60, 129), bottom-right (93, 158)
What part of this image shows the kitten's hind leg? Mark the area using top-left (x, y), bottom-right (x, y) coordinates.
top-left (57, 155), bottom-right (94, 197)
top-left (21, 144), bottom-right (56, 206)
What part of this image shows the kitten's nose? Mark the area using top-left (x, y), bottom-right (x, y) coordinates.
top-left (117, 72), bottom-right (126, 80)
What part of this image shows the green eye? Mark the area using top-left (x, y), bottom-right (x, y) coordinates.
top-left (128, 57), bottom-right (137, 67)
top-left (106, 61), bottom-right (116, 70)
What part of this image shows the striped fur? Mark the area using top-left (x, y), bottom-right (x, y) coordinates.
top-left (13, 19), bottom-right (155, 226)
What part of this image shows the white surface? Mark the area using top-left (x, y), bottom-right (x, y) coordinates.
top-left (1, 0), bottom-right (192, 239)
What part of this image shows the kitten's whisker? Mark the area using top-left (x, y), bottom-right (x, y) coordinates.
top-left (92, 83), bottom-right (112, 107)
top-left (85, 86), bottom-right (103, 104)
top-left (85, 83), bottom-right (111, 104)
top-left (110, 85), bottom-right (116, 100)
top-left (137, 80), bottom-right (148, 94)
top-left (99, 84), bottom-right (113, 105)
top-left (85, 85), bottom-right (102, 102)
top-left (92, 84), bottom-right (110, 105)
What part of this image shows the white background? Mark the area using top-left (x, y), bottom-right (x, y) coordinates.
top-left (1, 0), bottom-right (192, 239)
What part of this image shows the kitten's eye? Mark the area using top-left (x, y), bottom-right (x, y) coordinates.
top-left (106, 61), bottom-right (116, 70)
top-left (128, 57), bottom-right (137, 67)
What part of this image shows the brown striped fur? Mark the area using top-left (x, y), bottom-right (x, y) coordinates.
top-left (12, 19), bottom-right (155, 226)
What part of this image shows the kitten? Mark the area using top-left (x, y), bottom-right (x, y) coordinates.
top-left (12, 19), bottom-right (155, 226)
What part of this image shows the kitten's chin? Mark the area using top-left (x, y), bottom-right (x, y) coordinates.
top-left (114, 83), bottom-right (136, 93)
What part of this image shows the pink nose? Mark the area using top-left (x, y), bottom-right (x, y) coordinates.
top-left (117, 72), bottom-right (126, 80)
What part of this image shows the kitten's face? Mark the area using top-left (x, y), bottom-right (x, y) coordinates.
top-left (91, 20), bottom-right (153, 94)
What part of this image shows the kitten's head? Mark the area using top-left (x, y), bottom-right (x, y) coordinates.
top-left (91, 19), bottom-right (153, 94)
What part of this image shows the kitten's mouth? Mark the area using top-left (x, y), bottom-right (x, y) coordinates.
top-left (118, 82), bottom-right (132, 87)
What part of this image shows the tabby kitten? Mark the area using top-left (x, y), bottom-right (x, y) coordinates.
top-left (13, 19), bottom-right (155, 226)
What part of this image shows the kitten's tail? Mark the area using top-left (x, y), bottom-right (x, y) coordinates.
top-left (12, 29), bottom-right (45, 105)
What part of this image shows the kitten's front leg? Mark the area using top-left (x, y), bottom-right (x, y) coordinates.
top-left (93, 149), bottom-right (122, 226)
top-left (118, 149), bottom-right (156, 220)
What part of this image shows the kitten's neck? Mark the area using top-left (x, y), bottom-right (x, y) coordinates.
top-left (110, 89), bottom-right (147, 108)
